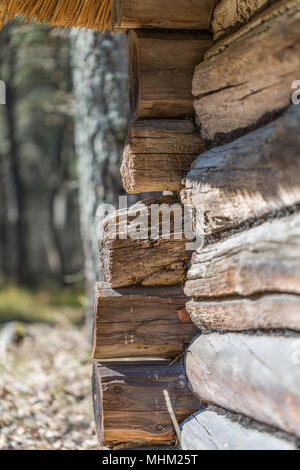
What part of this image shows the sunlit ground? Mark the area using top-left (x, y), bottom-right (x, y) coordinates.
top-left (0, 283), bottom-right (99, 450)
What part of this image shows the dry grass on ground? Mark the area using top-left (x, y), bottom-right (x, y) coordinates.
top-left (0, 320), bottom-right (99, 450)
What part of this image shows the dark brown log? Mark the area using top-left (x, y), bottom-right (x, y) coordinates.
top-left (100, 196), bottom-right (189, 288)
top-left (193, 1), bottom-right (300, 141)
top-left (187, 295), bottom-right (300, 332)
top-left (186, 333), bottom-right (300, 436)
top-left (128, 31), bottom-right (212, 120)
top-left (185, 213), bottom-right (300, 298)
top-left (93, 362), bottom-right (201, 448)
top-left (93, 284), bottom-right (197, 359)
top-left (126, 119), bottom-right (204, 154)
top-left (180, 105), bottom-right (300, 235)
top-left (212, 0), bottom-right (282, 40)
top-left (112, 0), bottom-right (215, 32)
top-left (181, 409), bottom-right (298, 450)
top-left (121, 119), bottom-right (205, 193)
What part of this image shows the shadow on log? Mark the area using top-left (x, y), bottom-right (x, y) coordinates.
top-left (93, 361), bottom-right (201, 449)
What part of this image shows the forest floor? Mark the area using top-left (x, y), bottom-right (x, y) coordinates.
top-left (0, 284), bottom-right (99, 450)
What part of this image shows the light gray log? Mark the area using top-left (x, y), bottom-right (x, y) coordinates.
top-left (209, 0), bottom-right (300, 57)
top-left (187, 295), bottom-right (300, 332)
top-left (185, 213), bottom-right (300, 298)
top-left (181, 105), bottom-right (300, 235)
top-left (180, 409), bottom-right (298, 450)
top-left (193, 1), bottom-right (300, 140)
top-left (186, 333), bottom-right (300, 436)
top-left (212, 0), bottom-right (282, 40)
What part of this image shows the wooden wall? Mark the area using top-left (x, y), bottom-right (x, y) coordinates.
top-left (181, 0), bottom-right (300, 449)
top-left (92, 0), bottom-right (300, 450)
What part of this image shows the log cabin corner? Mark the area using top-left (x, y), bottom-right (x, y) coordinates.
top-left (1, 0), bottom-right (300, 451)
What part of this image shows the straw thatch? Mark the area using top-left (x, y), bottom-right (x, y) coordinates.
top-left (0, 0), bottom-right (111, 31)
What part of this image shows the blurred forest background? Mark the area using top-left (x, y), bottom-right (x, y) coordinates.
top-left (0, 19), bottom-right (129, 449)
top-left (0, 19), bottom-right (129, 325)
top-left (0, 22), bottom-right (84, 324)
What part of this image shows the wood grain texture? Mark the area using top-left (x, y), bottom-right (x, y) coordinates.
top-left (92, 361), bottom-right (104, 446)
top-left (181, 106), bottom-right (300, 235)
top-left (121, 119), bottom-right (205, 193)
top-left (112, 0), bottom-right (215, 32)
top-left (212, 0), bottom-right (280, 39)
top-left (100, 196), bottom-right (189, 288)
top-left (186, 333), bottom-right (300, 436)
top-left (185, 213), bottom-right (300, 298)
top-left (181, 409), bottom-right (298, 450)
top-left (93, 362), bottom-right (201, 448)
top-left (128, 31), bottom-right (212, 120)
top-left (93, 284), bottom-right (197, 359)
top-left (187, 295), bottom-right (300, 332)
top-left (193, 1), bottom-right (300, 140)
top-left (121, 151), bottom-right (197, 193)
top-left (127, 120), bottom-right (204, 154)
top-left (209, 0), bottom-right (300, 58)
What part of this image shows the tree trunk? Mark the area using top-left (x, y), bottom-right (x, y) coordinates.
top-left (70, 30), bottom-right (130, 319)
top-left (1, 24), bottom-right (27, 284)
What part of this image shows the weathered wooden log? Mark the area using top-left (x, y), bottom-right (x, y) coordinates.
top-left (126, 120), bottom-right (204, 154)
top-left (212, 0), bottom-right (281, 40)
top-left (187, 295), bottom-right (300, 332)
top-left (100, 196), bottom-right (189, 288)
top-left (181, 408), bottom-right (298, 450)
top-left (93, 362), bottom-right (201, 449)
top-left (186, 333), bottom-right (300, 436)
top-left (209, 0), bottom-right (300, 57)
top-left (112, 0), bottom-right (215, 32)
top-left (128, 31), bottom-right (212, 120)
top-left (181, 105), bottom-right (300, 235)
top-left (193, 1), bottom-right (300, 141)
top-left (122, 119), bottom-right (205, 193)
top-left (185, 213), bottom-right (300, 298)
top-left (93, 284), bottom-right (197, 359)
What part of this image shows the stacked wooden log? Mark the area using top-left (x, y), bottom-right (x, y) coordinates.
top-left (93, 197), bottom-right (201, 447)
top-left (179, 0), bottom-right (300, 450)
top-left (92, 0), bottom-right (300, 450)
top-left (92, 1), bottom-right (218, 450)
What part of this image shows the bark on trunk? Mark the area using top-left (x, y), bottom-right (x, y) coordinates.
top-left (71, 30), bottom-right (129, 318)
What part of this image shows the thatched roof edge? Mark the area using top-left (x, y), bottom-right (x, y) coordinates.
top-left (0, 0), bottom-right (111, 31)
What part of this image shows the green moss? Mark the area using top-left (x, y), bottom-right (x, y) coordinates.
top-left (0, 282), bottom-right (85, 326)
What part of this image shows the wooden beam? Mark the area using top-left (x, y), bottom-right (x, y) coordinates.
top-left (128, 31), bottom-right (212, 120)
top-left (180, 105), bottom-right (300, 235)
top-left (93, 284), bottom-right (197, 359)
top-left (122, 119), bottom-right (205, 193)
top-left (193, 1), bottom-right (300, 141)
top-left (212, 0), bottom-right (281, 40)
top-left (112, 0), bottom-right (215, 32)
top-left (100, 196), bottom-right (189, 288)
top-left (186, 333), bottom-right (300, 436)
top-left (93, 362), bottom-right (201, 449)
top-left (126, 120), bottom-right (204, 154)
top-left (187, 295), bottom-right (300, 332)
top-left (185, 213), bottom-right (300, 298)
top-left (181, 409), bottom-right (298, 450)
